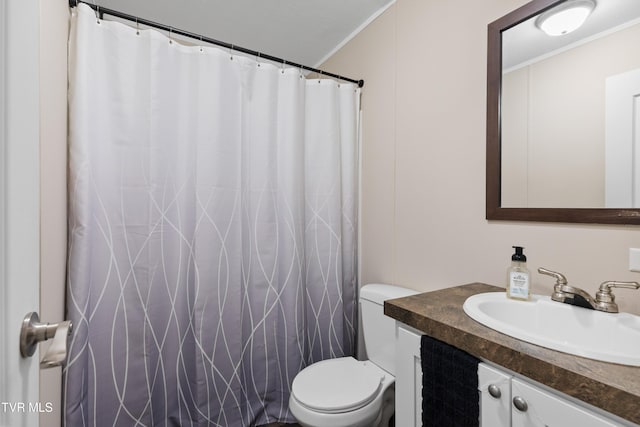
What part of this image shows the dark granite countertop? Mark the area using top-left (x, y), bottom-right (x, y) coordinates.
top-left (384, 283), bottom-right (640, 425)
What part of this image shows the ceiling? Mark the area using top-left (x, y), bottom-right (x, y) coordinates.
top-left (503, 0), bottom-right (640, 70)
top-left (90, 0), bottom-right (394, 68)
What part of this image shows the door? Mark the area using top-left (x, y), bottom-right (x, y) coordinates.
top-left (395, 324), bottom-right (423, 427)
top-left (1, 0), bottom-right (42, 426)
top-left (511, 379), bottom-right (618, 427)
top-left (605, 68), bottom-right (640, 207)
top-left (478, 363), bottom-right (511, 427)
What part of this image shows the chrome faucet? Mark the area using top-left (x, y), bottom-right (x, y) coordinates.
top-left (538, 267), bottom-right (596, 309)
top-left (538, 267), bottom-right (640, 313)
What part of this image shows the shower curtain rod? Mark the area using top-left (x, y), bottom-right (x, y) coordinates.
top-left (69, 0), bottom-right (365, 88)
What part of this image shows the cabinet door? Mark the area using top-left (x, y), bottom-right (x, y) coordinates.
top-left (395, 324), bottom-right (422, 427)
top-left (511, 379), bottom-right (620, 427)
top-left (478, 363), bottom-right (511, 427)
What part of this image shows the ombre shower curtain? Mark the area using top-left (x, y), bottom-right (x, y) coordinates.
top-left (64, 5), bottom-right (359, 426)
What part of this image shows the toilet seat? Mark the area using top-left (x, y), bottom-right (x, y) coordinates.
top-left (291, 357), bottom-right (385, 414)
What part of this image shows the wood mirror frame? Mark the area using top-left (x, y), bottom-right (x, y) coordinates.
top-left (486, 0), bottom-right (640, 225)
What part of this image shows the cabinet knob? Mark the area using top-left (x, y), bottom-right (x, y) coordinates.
top-left (488, 384), bottom-right (502, 399)
top-left (513, 396), bottom-right (528, 412)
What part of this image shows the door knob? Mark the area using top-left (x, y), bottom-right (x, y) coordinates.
top-left (19, 312), bottom-right (73, 368)
top-left (488, 384), bottom-right (502, 398)
top-left (513, 396), bottom-right (529, 412)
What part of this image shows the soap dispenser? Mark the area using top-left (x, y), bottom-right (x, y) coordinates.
top-left (507, 246), bottom-right (531, 301)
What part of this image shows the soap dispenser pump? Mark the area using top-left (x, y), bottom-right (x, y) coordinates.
top-left (507, 246), bottom-right (531, 301)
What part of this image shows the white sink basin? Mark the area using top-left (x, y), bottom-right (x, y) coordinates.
top-left (463, 292), bottom-right (640, 366)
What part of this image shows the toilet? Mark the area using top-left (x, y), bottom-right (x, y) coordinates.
top-left (289, 284), bottom-right (418, 427)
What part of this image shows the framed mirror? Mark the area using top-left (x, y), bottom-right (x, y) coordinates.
top-left (486, 0), bottom-right (640, 224)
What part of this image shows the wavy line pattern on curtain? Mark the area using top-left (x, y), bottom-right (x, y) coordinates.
top-left (64, 5), bottom-right (359, 426)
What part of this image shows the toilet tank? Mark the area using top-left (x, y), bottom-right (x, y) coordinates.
top-left (360, 284), bottom-right (418, 375)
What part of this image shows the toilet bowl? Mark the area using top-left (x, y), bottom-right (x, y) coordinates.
top-left (289, 284), bottom-right (418, 427)
top-left (289, 357), bottom-right (394, 427)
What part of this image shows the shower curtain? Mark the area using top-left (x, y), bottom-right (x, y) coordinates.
top-left (64, 5), bottom-right (359, 426)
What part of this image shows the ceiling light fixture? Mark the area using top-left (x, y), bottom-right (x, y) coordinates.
top-left (535, 0), bottom-right (596, 36)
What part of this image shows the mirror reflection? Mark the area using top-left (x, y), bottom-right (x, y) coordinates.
top-left (500, 0), bottom-right (640, 208)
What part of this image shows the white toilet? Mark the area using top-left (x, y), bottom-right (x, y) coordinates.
top-left (289, 284), bottom-right (418, 427)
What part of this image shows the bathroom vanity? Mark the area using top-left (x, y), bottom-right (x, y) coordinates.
top-left (384, 283), bottom-right (640, 426)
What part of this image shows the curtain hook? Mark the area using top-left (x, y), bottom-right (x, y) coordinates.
top-left (229, 44), bottom-right (234, 61)
top-left (199, 35), bottom-right (203, 52)
top-left (281, 60), bottom-right (286, 74)
top-left (94, 4), bottom-right (100, 23)
top-left (169, 27), bottom-right (173, 44)
top-left (135, 17), bottom-right (139, 35)
top-left (318, 70), bottom-right (323, 84)
top-left (256, 52), bottom-right (261, 67)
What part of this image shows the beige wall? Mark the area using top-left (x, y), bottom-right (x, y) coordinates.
top-left (322, 0), bottom-right (640, 315)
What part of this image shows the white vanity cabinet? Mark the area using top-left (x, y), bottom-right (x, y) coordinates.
top-left (395, 323), bottom-right (635, 427)
top-left (510, 377), bottom-right (619, 427)
top-left (479, 364), bottom-right (623, 427)
top-left (394, 324), bottom-right (424, 427)
top-left (478, 363), bottom-right (511, 427)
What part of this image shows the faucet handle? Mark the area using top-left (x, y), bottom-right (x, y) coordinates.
top-left (594, 281), bottom-right (640, 313)
top-left (537, 267), bottom-right (568, 285)
top-left (539, 268), bottom-right (571, 303)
